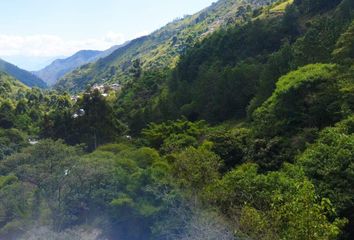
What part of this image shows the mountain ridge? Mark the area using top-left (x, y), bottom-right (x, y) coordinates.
top-left (55, 0), bottom-right (278, 92)
top-left (34, 43), bottom-right (129, 86)
top-left (0, 59), bottom-right (47, 88)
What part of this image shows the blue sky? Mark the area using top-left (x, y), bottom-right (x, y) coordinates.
top-left (0, 0), bottom-right (215, 70)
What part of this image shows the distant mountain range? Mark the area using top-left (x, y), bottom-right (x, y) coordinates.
top-left (1, 0), bottom-right (276, 91)
top-left (1, 55), bottom-right (64, 72)
top-left (0, 59), bottom-right (47, 88)
top-left (56, 0), bottom-right (278, 92)
top-left (33, 44), bottom-right (129, 86)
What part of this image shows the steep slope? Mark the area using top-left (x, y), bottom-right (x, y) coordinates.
top-left (160, 0), bottom-right (353, 122)
top-left (0, 59), bottom-right (47, 88)
top-left (56, 0), bottom-right (278, 92)
top-left (34, 44), bottom-right (128, 86)
top-left (0, 72), bottom-right (28, 101)
top-left (112, 0), bottom-right (353, 130)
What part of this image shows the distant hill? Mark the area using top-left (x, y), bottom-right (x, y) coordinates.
top-left (55, 0), bottom-right (278, 92)
top-left (0, 59), bottom-right (47, 88)
top-left (34, 44), bottom-right (128, 86)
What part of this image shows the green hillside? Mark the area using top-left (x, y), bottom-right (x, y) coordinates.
top-left (0, 59), bottom-right (47, 88)
top-left (0, 72), bottom-right (28, 101)
top-left (34, 44), bottom-right (127, 86)
top-left (55, 0), bottom-right (278, 92)
top-left (114, 0), bottom-right (353, 128)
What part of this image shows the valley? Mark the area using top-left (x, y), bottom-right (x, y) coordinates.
top-left (0, 0), bottom-right (353, 239)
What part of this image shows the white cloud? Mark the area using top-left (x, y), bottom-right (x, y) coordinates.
top-left (0, 32), bottom-right (129, 58)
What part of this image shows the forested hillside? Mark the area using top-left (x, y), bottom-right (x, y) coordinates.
top-left (0, 0), bottom-right (353, 239)
top-left (0, 72), bottom-right (28, 100)
top-left (55, 0), bottom-right (278, 93)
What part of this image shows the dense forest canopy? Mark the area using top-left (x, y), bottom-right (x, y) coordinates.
top-left (0, 0), bottom-right (353, 239)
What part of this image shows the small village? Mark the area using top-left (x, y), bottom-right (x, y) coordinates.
top-left (70, 82), bottom-right (122, 102)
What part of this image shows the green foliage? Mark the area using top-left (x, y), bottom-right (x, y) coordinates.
top-left (0, 175), bottom-right (18, 189)
top-left (247, 41), bottom-right (295, 115)
top-left (292, 16), bottom-right (344, 66)
top-left (0, 128), bottom-right (27, 160)
top-left (0, 140), bottom-right (83, 233)
top-left (253, 64), bottom-right (344, 136)
top-left (142, 119), bottom-right (207, 152)
top-left (0, 141), bottom-right (174, 240)
top-left (208, 127), bottom-right (252, 170)
top-left (207, 163), bottom-right (346, 240)
top-left (165, 16), bottom-right (290, 122)
top-left (299, 118), bottom-right (354, 210)
top-left (158, 0), bottom-right (354, 124)
top-left (169, 146), bottom-right (222, 194)
top-left (270, 184), bottom-right (346, 240)
top-left (104, 147), bottom-right (170, 235)
top-left (115, 69), bottom-right (168, 132)
top-left (246, 136), bottom-right (293, 171)
top-left (42, 90), bottom-right (128, 151)
top-left (0, 181), bottom-right (35, 239)
top-left (294, 0), bottom-right (342, 14)
top-left (333, 20), bottom-right (354, 62)
top-left (0, 72), bottom-right (28, 100)
top-left (298, 116), bottom-right (354, 236)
